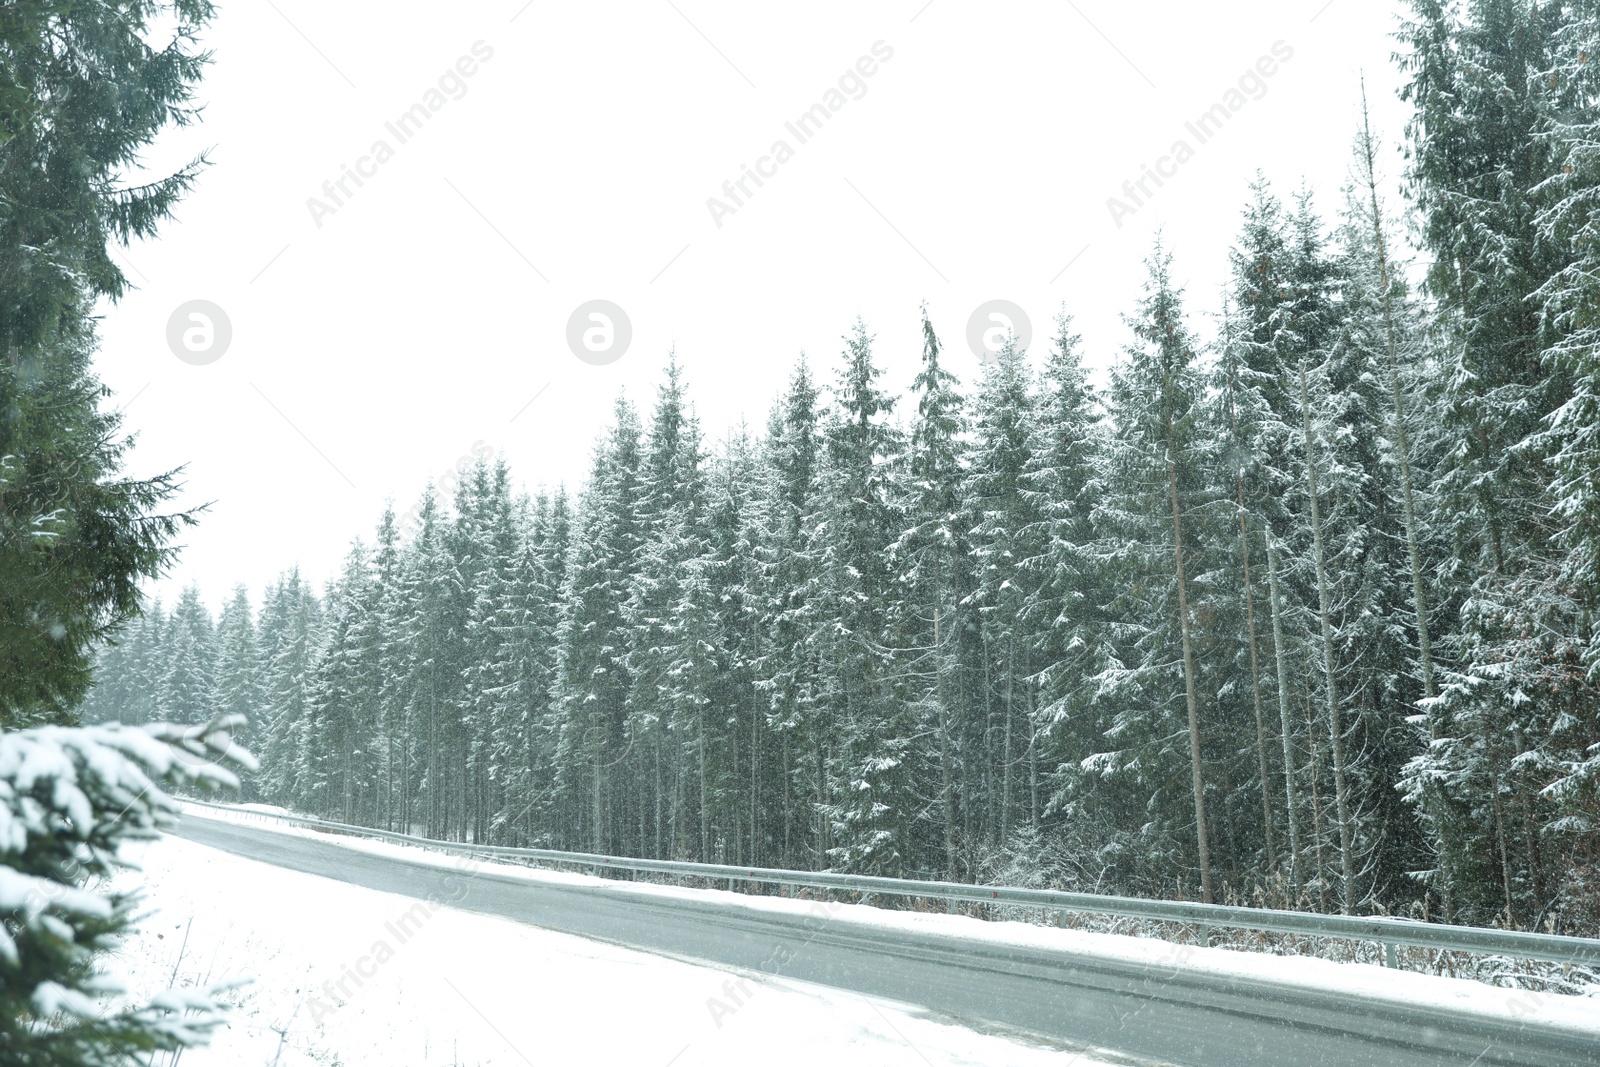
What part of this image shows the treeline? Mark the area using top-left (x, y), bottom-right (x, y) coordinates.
top-left (85, 2), bottom-right (1600, 931)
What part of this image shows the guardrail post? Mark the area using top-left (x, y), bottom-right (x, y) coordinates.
top-left (1198, 923), bottom-right (1210, 948)
top-left (1383, 941), bottom-right (1397, 969)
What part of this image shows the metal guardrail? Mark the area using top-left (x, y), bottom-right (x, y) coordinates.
top-left (180, 796), bottom-right (1600, 970)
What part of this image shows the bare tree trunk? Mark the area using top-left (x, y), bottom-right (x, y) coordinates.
top-left (750, 627), bottom-right (760, 866)
top-left (591, 748), bottom-right (602, 853)
top-left (384, 731), bottom-right (392, 832)
top-left (815, 741), bottom-right (827, 862)
top-left (698, 708), bottom-right (709, 862)
top-left (1305, 692), bottom-right (1329, 913)
top-left (782, 729), bottom-right (792, 866)
top-left (1493, 782), bottom-right (1515, 927)
top-left (731, 721), bottom-right (741, 866)
top-left (1298, 358), bottom-right (1358, 912)
top-left (1513, 728), bottom-right (1545, 917)
top-left (1167, 419), bottom-right (1214, 903)
top-left (1519, 785), bottom-right (1544, 919)
top-left (1001, 637), bottom-right (1015, 844)
top-left (401, 730), bottom-right (410, 835)
top-left (428, 686), bottom-right (439, 839)
top-left (341, 729), bottom-right (352, 823)
top-left (1240, 514), bottom-right (1278, 874)
top-left (981, 635), bottom-right (997, 846)
top-left (1357, 89), bottom-right (1436, 707)
top-left (639, 738), bottom-right (649, 858)
top-left (935, 608), bottom-right (958, 881)
top-left (750, 702), bottom-right (759, 866)
top-left (674, 731), bottom-right (687, 855)
top-left (1266, 533), bottom-right (1302, 894)
top-left (1029, 685), bottom-right (1040, 831)
top-left (1225, 356), bottom-right (1278, 873)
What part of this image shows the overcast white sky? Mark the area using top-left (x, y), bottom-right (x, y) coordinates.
top-left (98, 0), bottom-right (1416, 611)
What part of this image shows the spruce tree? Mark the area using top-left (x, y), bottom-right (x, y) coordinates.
top-left (553, 399), bottom-right (644, 852)
top-left (755, 360), bottom-right (826, 866)
top-left (155, 585), bottom-right (215, 728)
top-left (1020, 312), bottom-right (1110, 881)
top-left (1527, 2), bottom-right (1600, 899)
top-left (625, 360), bottom-right (714, 858)
top-left (1102, 241), bottom-right (1216, 901)
top-left (895, 307), bottom-right (969, 876)
top-left (213, 585), bottom-right (263, 742)
top-left (1401, 0), bottom-right (1572, 921)
top-left (0, 1), bottom-right (212, 727)
top-left (813, 321), bottom-right (905, 873)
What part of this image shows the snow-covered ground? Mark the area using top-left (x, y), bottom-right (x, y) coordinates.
top-left (110, 832), bottom-right (1120, 1066)
top-left (174, 802), bottom-right (1600, 1040)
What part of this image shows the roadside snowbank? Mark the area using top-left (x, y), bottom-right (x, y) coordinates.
top-left (113, 830), bottom-right (1118, 1066)
top-left (178, 801), bottom-right (1600, 1039)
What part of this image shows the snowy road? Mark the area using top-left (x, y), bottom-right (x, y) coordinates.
top-left (117, 833), bottom-right (1113, 1067)
top-left (168, 810), bottom-right (1599, 1067)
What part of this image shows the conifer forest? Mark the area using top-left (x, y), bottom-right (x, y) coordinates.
top-left (79, 1), bottom-right (1600, 937)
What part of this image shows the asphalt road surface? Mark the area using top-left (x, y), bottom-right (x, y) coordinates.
top-left (170, 811), bottom-right (1596, 1067)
